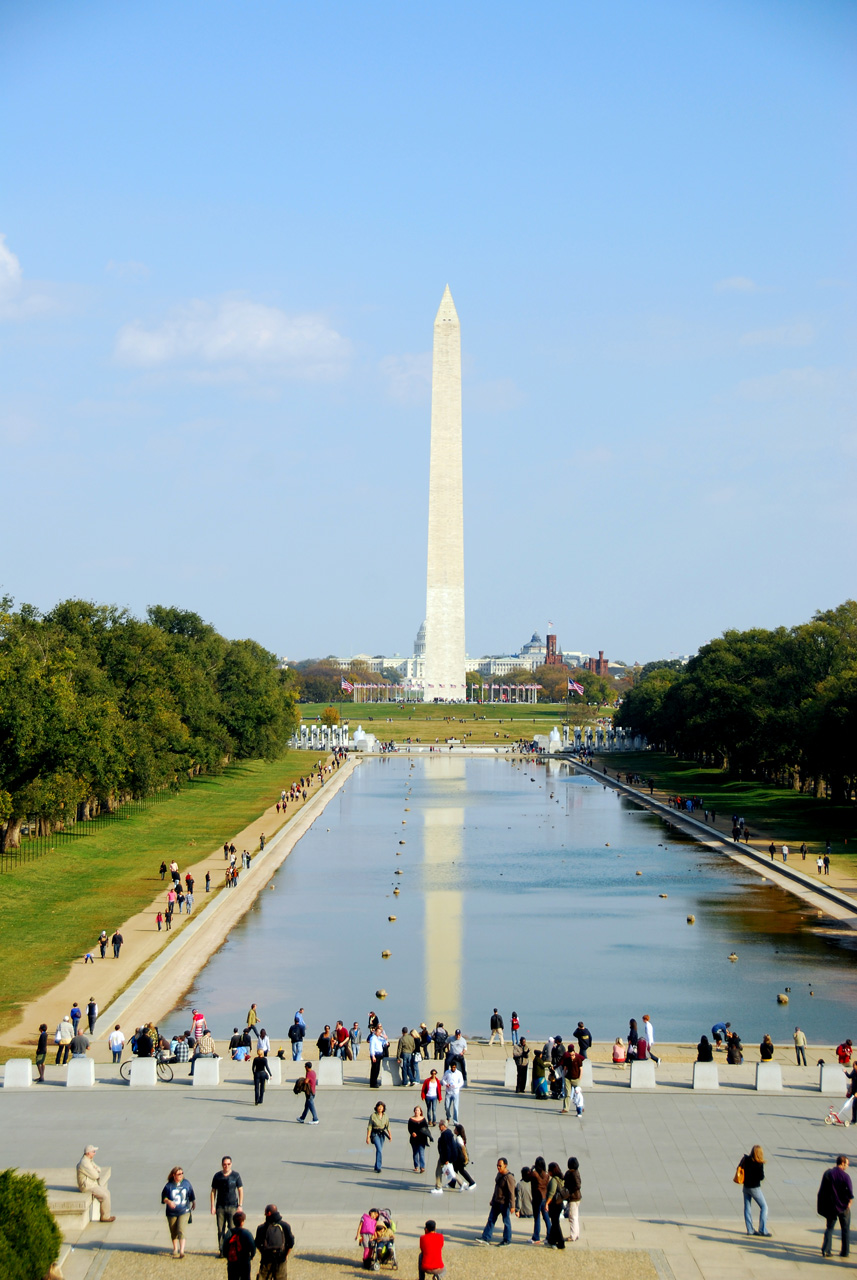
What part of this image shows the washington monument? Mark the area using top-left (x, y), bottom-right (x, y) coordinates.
top-left (423, 285), bottom-right (466, 702)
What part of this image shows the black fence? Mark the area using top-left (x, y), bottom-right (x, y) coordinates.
top-left (0, 784), bottom-right (183, 874)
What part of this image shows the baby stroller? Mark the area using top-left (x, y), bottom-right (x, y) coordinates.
top-left (366, 1209), bottom-right (397, 1271)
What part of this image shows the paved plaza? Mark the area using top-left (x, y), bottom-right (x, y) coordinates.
top-left (2, 1054), bottom-right (853, 1279)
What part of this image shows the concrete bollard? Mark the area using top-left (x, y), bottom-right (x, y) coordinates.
top-left (693, 1062), bottom-right (719, 1090)
top-left (504, 1058), bottom-right (517, 1088)
top-left (629, 1060), bottom-right (657, 1089)
top-left (755, 1062), bottom-right (783, 1092)
top-left (316, 1058), bottom-right (343, 1088)
top-left (380, 1058), bottom-right (403, 1086)
top-left (3, 1059), bottom-right (33, 1088)
top-left (579, 1060), bottom-right (594, 1088)
top-left (129, 1058), bottom-right (158, 1087)
top-left (819, 1064), bottom-right (847, 1096)
top-left (66, 1058), bottom-right (96, 1087)
top-left (266, 1058), bottom-right (282, 1086)
top-left (192, 1058), bottom-right (220, 1087)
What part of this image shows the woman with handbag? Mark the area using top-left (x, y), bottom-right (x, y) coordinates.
top-left (564, 1156), bottom-right (582, 1242)
top-left (366, 1101), bottom-right (392, 1173)
top-left (408, 1105), bottom-right (431, 1173)
top-left (736, 1145), bottom-right (770, 1236)
top-left (545, 1162), bottom-right (566, 1249)
top-left (627, 1020), bottom-right (640, 1060)
top-left (453, 1123), bottom-right (476, 1189)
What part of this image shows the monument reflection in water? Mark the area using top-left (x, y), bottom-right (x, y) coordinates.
top-left (171, 757), bottom-right (857, 1043)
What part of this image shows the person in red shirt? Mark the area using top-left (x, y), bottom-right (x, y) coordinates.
top-left (419, 1220), bottom-right (444, 1279)
top-left (836, 1040), bottom-right (853, 1066)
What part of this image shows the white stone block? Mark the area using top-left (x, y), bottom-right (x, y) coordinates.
top-left (266, 1058), bottom-right (282, 1086)
top-left (579, 1059), bottom-right (593, 1088)
top-left (3, 1059), bottom-right (33, 1088)
top-left (629, 1060), bottom-right (656, 1089)
top-left (316, 1058), bottom-right (343, 1087)
top-left (192, 1058), bottom-right (220, 1087)
top-left (820, 1064), bottom-right (847, 1096)
top-left (129, 1058), bottom-right (158, 1087)
top-left (755, 1062), bottom-right (783, 1092)
top-left (66, 1058), bottom-right (95, 1087)
top-left (504, 1058), bottom-right (517, 1088)
top-left (380, 1057), bottom-right (403, 1086)
top-left (693, 1062), bottom-right (719, 1090)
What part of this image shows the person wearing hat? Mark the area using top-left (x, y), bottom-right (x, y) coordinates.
top-left (76, 1145), bottom-right (115, 1221)
top-left (55, 1015), bottom-right (74, 1065)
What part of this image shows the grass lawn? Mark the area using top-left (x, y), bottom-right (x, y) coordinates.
top-left (0, 754), bottom-right (313, 1034)
top-left (598, 751), bottom-right (857, 856)
top-left (300, 700), bottom-right (611, 744)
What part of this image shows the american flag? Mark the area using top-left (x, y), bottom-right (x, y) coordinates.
top-left (341, 677), bottom-right (354, 693)
top-left (568, 679), bottom-right (585, 695)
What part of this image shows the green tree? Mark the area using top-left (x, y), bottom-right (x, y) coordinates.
top-left (0, 1169), bottom-right (62, 1280)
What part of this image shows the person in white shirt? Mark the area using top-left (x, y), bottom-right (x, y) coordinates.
top-left (108, 1025), bottom-right (125, 1063)
top-left (448, 1031), bottom-right (468, 1086)
top-left (442, 1065), bottom-right (464, 1123)
top-left (642, 1014), bottom-right (660, 1065)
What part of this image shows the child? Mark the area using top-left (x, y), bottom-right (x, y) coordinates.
top-left (355, 1208), bottom-right (379, 1268)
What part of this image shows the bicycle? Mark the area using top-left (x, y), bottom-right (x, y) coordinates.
top-left (119, 1056), bottom-right (174, 1082)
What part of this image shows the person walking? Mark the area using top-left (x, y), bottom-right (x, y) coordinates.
top-left (545, 1162), bottom-right (566, 1249)
top-left (453, 1123), bottom-right (476, 1190)
top-left (366, 1101), bottom-right (392, 1172)
top-left (70, 1003), bottom-right (82, 1033)
top-left (86, 998), bottom-right (98, 1035)
top-left (528, 1156), bottom-right (551, 1243)
top-left (35, 1023), bottom-right (48, 1082)
top-left (642, 1014), bottom-right (660, 1065)
top-left (442, 1061), bottom-right (463, 1123)
top-left (223, 1209), bottom-right (256, 1280)
top-left (431, 1120), bottom-right (465, 1193)
top-left (55, 1015), bottom-right (74, 1065)
top-left (478, 1158), bottom-right (516, 1246)
top-left (296, 1062), bottom-right (319, 1123)
top-left (489, 1009), bottom-right (505, 1044)
top-left (210, 1156), bottom-right (244, 1257)
top-left (397, 1026), bottom-right (418, 1085)
top-left (98, 930), bottom-right (108, 958)
top-left (737, 1144), bottom-right (771, 1236)
top-left (408, 1105), bottom-right (431, 1173)
top-left (76, 1145), bottom-right (116, 1222)
top-left (564, 1157), bottom-right (582, 1242)
top-left (288, 1016), bottom-right (305, 1061)
top-left (108, 1025), bottom-right (125, 1063)
top-left (513, 1037), bottom-right (530, 1092)
top-left (252, 1049), bottom-right (272, 1105)
top-left (421, 1068), bottom-right (443, 1125)
top-left (162, 1165), bottom-right (195, 1258)
top-left (818, 1155), bottom-right (852, 1258)
top-left (510, 1011), bottom-right (520, 1045)
top-left (793, 1027), bottom-right (808, 1066)
top-left (111, 930), bottom-right (123, 958)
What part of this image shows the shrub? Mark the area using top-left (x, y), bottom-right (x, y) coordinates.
top-left (0, 1169), bottom-right (61, 1280)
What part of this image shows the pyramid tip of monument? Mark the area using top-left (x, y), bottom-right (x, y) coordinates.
top-left (435, 284), bottom-right (459, 322)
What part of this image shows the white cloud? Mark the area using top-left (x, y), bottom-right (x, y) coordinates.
top-left (715, 276), bottom-right (759, 293)
top-left (115, 297), bottom-right (351, 379)
top-left (106, 259), bottom-right (150, 280)
top-left (0, 234), bottom-right (23, 300)
top-left (379, 352), bottom-right (431, 403)
top-left (0, 233), bottom-right (58, 320)
top-left (740, 322), bottom-right (814, 348)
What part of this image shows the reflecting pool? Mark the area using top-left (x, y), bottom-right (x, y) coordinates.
top-left (168, 756), bottom-right (857, 1043)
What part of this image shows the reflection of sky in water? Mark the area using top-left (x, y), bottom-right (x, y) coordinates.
top-left (168, 757), bottom-right (857, 1045)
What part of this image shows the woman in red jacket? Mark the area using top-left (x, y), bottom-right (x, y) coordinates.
top-left (421, 1070), bottom-right (443, 1126)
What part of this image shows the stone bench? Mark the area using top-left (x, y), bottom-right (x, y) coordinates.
top-left (820, 1064), bottom-right (847, 1096)
top-left (316, 1057), bottom-right (343, 1087)
top-left (629, 1060), bottom-right (656, 1089)
top-left (28, 1167), bottom-right (112, 1226)
top-left (129, 1058), bottom-right (158, 1087)
top-left (3, 1058), bottom-right (33, 1088)
top-left (191, 1057), bottom-right (220, 1087)
top-left (66, 1058), bottom-right (95, 1087)
top-left (692, 1062), bottom-right (719, 1090)
top-left (380, 1058), bottom-right (403, 1086)
top-left (755, 1062), bottom-right (783, 1092)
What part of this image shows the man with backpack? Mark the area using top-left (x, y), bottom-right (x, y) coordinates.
top-left (254, 1204), bottom-right (294, 1279)
top-left (288, 1016), bottom-right (305, 1061)
top-left (224, 1210), bottom-right (255, 1280)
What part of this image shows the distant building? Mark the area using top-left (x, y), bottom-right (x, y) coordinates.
top-left (585, 650), bottom-right (610, 677)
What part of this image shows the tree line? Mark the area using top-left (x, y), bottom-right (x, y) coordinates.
top-left (0, 599), bottom-right (298, 850)
top-left (615, 601), bottom-right (857, 802)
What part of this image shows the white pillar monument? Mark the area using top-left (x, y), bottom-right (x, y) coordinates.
top-left (423, 285), bottom-right (465, 702)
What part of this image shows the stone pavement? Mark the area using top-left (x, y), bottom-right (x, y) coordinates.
top-left (4, 1063), bottom-right (852, 1279)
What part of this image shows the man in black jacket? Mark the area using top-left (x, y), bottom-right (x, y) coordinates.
top-left (478, 1158), bottom-right (516, 1246)
top-left (818, 1156), bottom-right (853, 1258)
top-left (489, 1009), bottom-right (504, 1045)
top-left (224, 1209), bottom-right (255, 1280)
top-left (254, 1205), bottom-right (294, 1280)
top-left (431, 1121), bottom-right (466, 1192)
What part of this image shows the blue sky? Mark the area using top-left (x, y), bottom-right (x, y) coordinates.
top-left (2, 0), bottom-right (854, 664)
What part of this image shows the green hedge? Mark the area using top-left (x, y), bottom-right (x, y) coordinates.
top-left (0, 1170), bottom-right (61, 1280)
